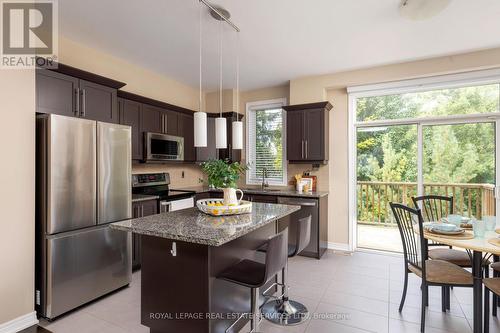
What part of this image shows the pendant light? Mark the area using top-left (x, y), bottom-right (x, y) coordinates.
top-left (215, 20), bottom-right (227, 149)
top-left (232, 32), bottom-right (243, 150)
top-left (194, 1), bottom-right (207, 147)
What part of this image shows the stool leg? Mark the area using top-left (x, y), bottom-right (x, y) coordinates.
top-left (250, 287), bottom-right (260, 332)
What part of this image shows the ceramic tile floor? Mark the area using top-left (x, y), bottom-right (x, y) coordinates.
top-left (39, 250), bottom-right (500, 333)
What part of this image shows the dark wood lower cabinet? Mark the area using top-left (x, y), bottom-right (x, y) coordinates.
top-left (132, 199), bottom-right (158, 270)
top-left (140, 222), bottom-right (277, 333)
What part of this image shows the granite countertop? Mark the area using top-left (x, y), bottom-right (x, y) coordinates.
top-left (110, 202), bottom-right (300, 246)
top-left (132, 194), bottom-right (160, 203)
top-left (172, 186), bottom-right (328, 198)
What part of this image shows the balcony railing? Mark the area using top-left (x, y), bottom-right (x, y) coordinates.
top-left (357, 181), bottom-right (496, 226)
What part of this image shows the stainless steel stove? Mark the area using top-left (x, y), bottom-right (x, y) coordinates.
top-left (132, 173), bottom-right (195, 212)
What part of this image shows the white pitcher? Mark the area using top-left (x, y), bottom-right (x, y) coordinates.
top-left (222, 188), bottom-right (244, 206)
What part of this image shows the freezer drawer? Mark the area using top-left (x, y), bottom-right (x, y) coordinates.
top-left (97, 122), bottom-right (132, 224)
top-left (40, 225), bottom-right (131, 319)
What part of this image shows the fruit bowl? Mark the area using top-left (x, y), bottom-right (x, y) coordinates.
top-left (196, 199), bottom-right (252, 216)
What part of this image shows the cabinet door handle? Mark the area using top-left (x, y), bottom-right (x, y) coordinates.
top-left (74, 88), bottom-right (80, 116)
top-left (301, 140), bottom-right (304, 159)
top-left (140, 205), bottom-right (144, 217)
top-left (80, 89), bottom-right (86, 117)
top-left (163, 115), bottom-right (167, 133)
top-left (305, 140), bottom-right (308, 159)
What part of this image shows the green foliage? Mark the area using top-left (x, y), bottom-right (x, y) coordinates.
top-left (200, 159), bottom-right (248, 189)
top-left (356, 85), bottom-right (498, 224)
top-left (356, 84), bottom-right (497, 185)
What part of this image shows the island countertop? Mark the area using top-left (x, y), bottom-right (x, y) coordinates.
top-left (110, 202), bottom-right (300, 246)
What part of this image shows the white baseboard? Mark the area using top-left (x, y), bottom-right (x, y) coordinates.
top-left (327, 242), bottom-right (351, 252)
top-left (0, 312), bottom-right (38, 333)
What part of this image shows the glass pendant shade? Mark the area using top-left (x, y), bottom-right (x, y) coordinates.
top-left (232, 120), bottom-right (243, 150)
top-left (194, 111), bottom-right (207, 147)
top-left (215, 117), bottom-right (227, 149)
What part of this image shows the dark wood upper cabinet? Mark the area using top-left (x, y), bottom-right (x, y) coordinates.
top-left (141, 104), bottom-right (162, 133)
top-left (164, 111), bottom-right (179, 136)
top-left (79, 80), bottom-right (118, 123)
top-left (217, 112), bottom-right (243, 163)
top-left (36, 70), bottom-right (79, 117)
top-left (196, 117), bottom-right (217, 162)
top-left (178, 113), bottom-right (196, 162)
top-left (36, 65), bottom-right (124, 122)
top-left (284, 102), bottom-right (331, 164)
top-left (304, 108), bottom-right (325, 161)
top-left (119, 98), bottom-right (142, 160)
top-left (286, 110), bottom-right (305, 161)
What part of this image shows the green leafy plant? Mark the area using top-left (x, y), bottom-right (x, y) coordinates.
top-left (200, 159), bottom-right (248, 189)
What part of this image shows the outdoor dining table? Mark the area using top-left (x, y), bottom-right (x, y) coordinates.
top-left (422, 228), bottom-right (500, 333)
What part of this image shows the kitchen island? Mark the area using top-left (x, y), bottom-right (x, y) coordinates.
top-left (111, 202), bottom-right (300, 333)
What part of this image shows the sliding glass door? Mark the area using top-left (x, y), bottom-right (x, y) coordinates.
top-left (351, 78), bottom-right (500, 252)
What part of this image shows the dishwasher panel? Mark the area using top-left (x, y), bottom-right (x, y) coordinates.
top-left (277, 197), bottom-right (319, 258)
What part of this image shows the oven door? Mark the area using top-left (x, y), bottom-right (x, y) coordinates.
top-left (145, 132), bottom-right (184, 161)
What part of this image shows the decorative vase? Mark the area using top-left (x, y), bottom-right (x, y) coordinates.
top-left (222, 187), bottom-right (244, 206)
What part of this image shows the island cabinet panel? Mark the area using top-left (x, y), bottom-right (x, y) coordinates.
top-left (36, 70), bottom-right (79, 117)
top-left (284, 101), bottom-right (331, 164)
top-left (79, 79), bottom-right (118, 123)
top-left (142, 236), bottom-right (210, 333)
top-left (140, 222), bottom-right (277, 333)
top-left (119, 98), bottom-right (142, 160)
top-left (178, 113), bottom-right (196, 162)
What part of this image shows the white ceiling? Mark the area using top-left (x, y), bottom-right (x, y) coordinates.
top-left (59, 0), bottom-right (500, 91)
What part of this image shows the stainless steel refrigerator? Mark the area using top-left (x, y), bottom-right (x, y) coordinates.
top-left (36, 114), bottom-right (132, 319)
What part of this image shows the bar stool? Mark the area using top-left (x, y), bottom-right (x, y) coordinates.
top-left (260, 216), bottom-right (312, 326)
top-left (217, 228), bottom-right (288, 333)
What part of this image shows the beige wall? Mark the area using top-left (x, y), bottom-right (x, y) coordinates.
top-left (290, 47), bottom-right (500, 246)
top-left (59, 36), bottom-right (205, 186)
top-left (0, 70), bottom-right (36, 323)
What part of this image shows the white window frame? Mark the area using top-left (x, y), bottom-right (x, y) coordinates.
top-left (245, 98), bottom-right (288, 186)
top-left (347, 69), bottom-right (500, 252)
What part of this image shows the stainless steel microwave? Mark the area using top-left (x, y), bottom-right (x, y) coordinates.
top-left (144, 132), bottom-right (184, 162)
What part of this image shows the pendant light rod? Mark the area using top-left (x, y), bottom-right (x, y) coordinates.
top-left (199, 0), bottom-right (240, 32)
top-left (236, 31), bottom-right (239, 120)
top-left (219, 20), bottom-right (223, 116)
top-left (198, 2), bottom-right (203, 112)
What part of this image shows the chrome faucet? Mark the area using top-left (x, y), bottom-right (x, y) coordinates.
top-left (261, 168), bottom-right (269, 190)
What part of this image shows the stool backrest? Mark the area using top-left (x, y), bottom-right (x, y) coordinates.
top-left (291, 215), bottom-right (311, 257)
top-left (263, 228), bottom-right (289, 285)
top-left (412, 195), bottom-right (453, 222)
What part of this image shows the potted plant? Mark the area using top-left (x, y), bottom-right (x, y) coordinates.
top-left (200, 159), bottom-right (248, 206)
